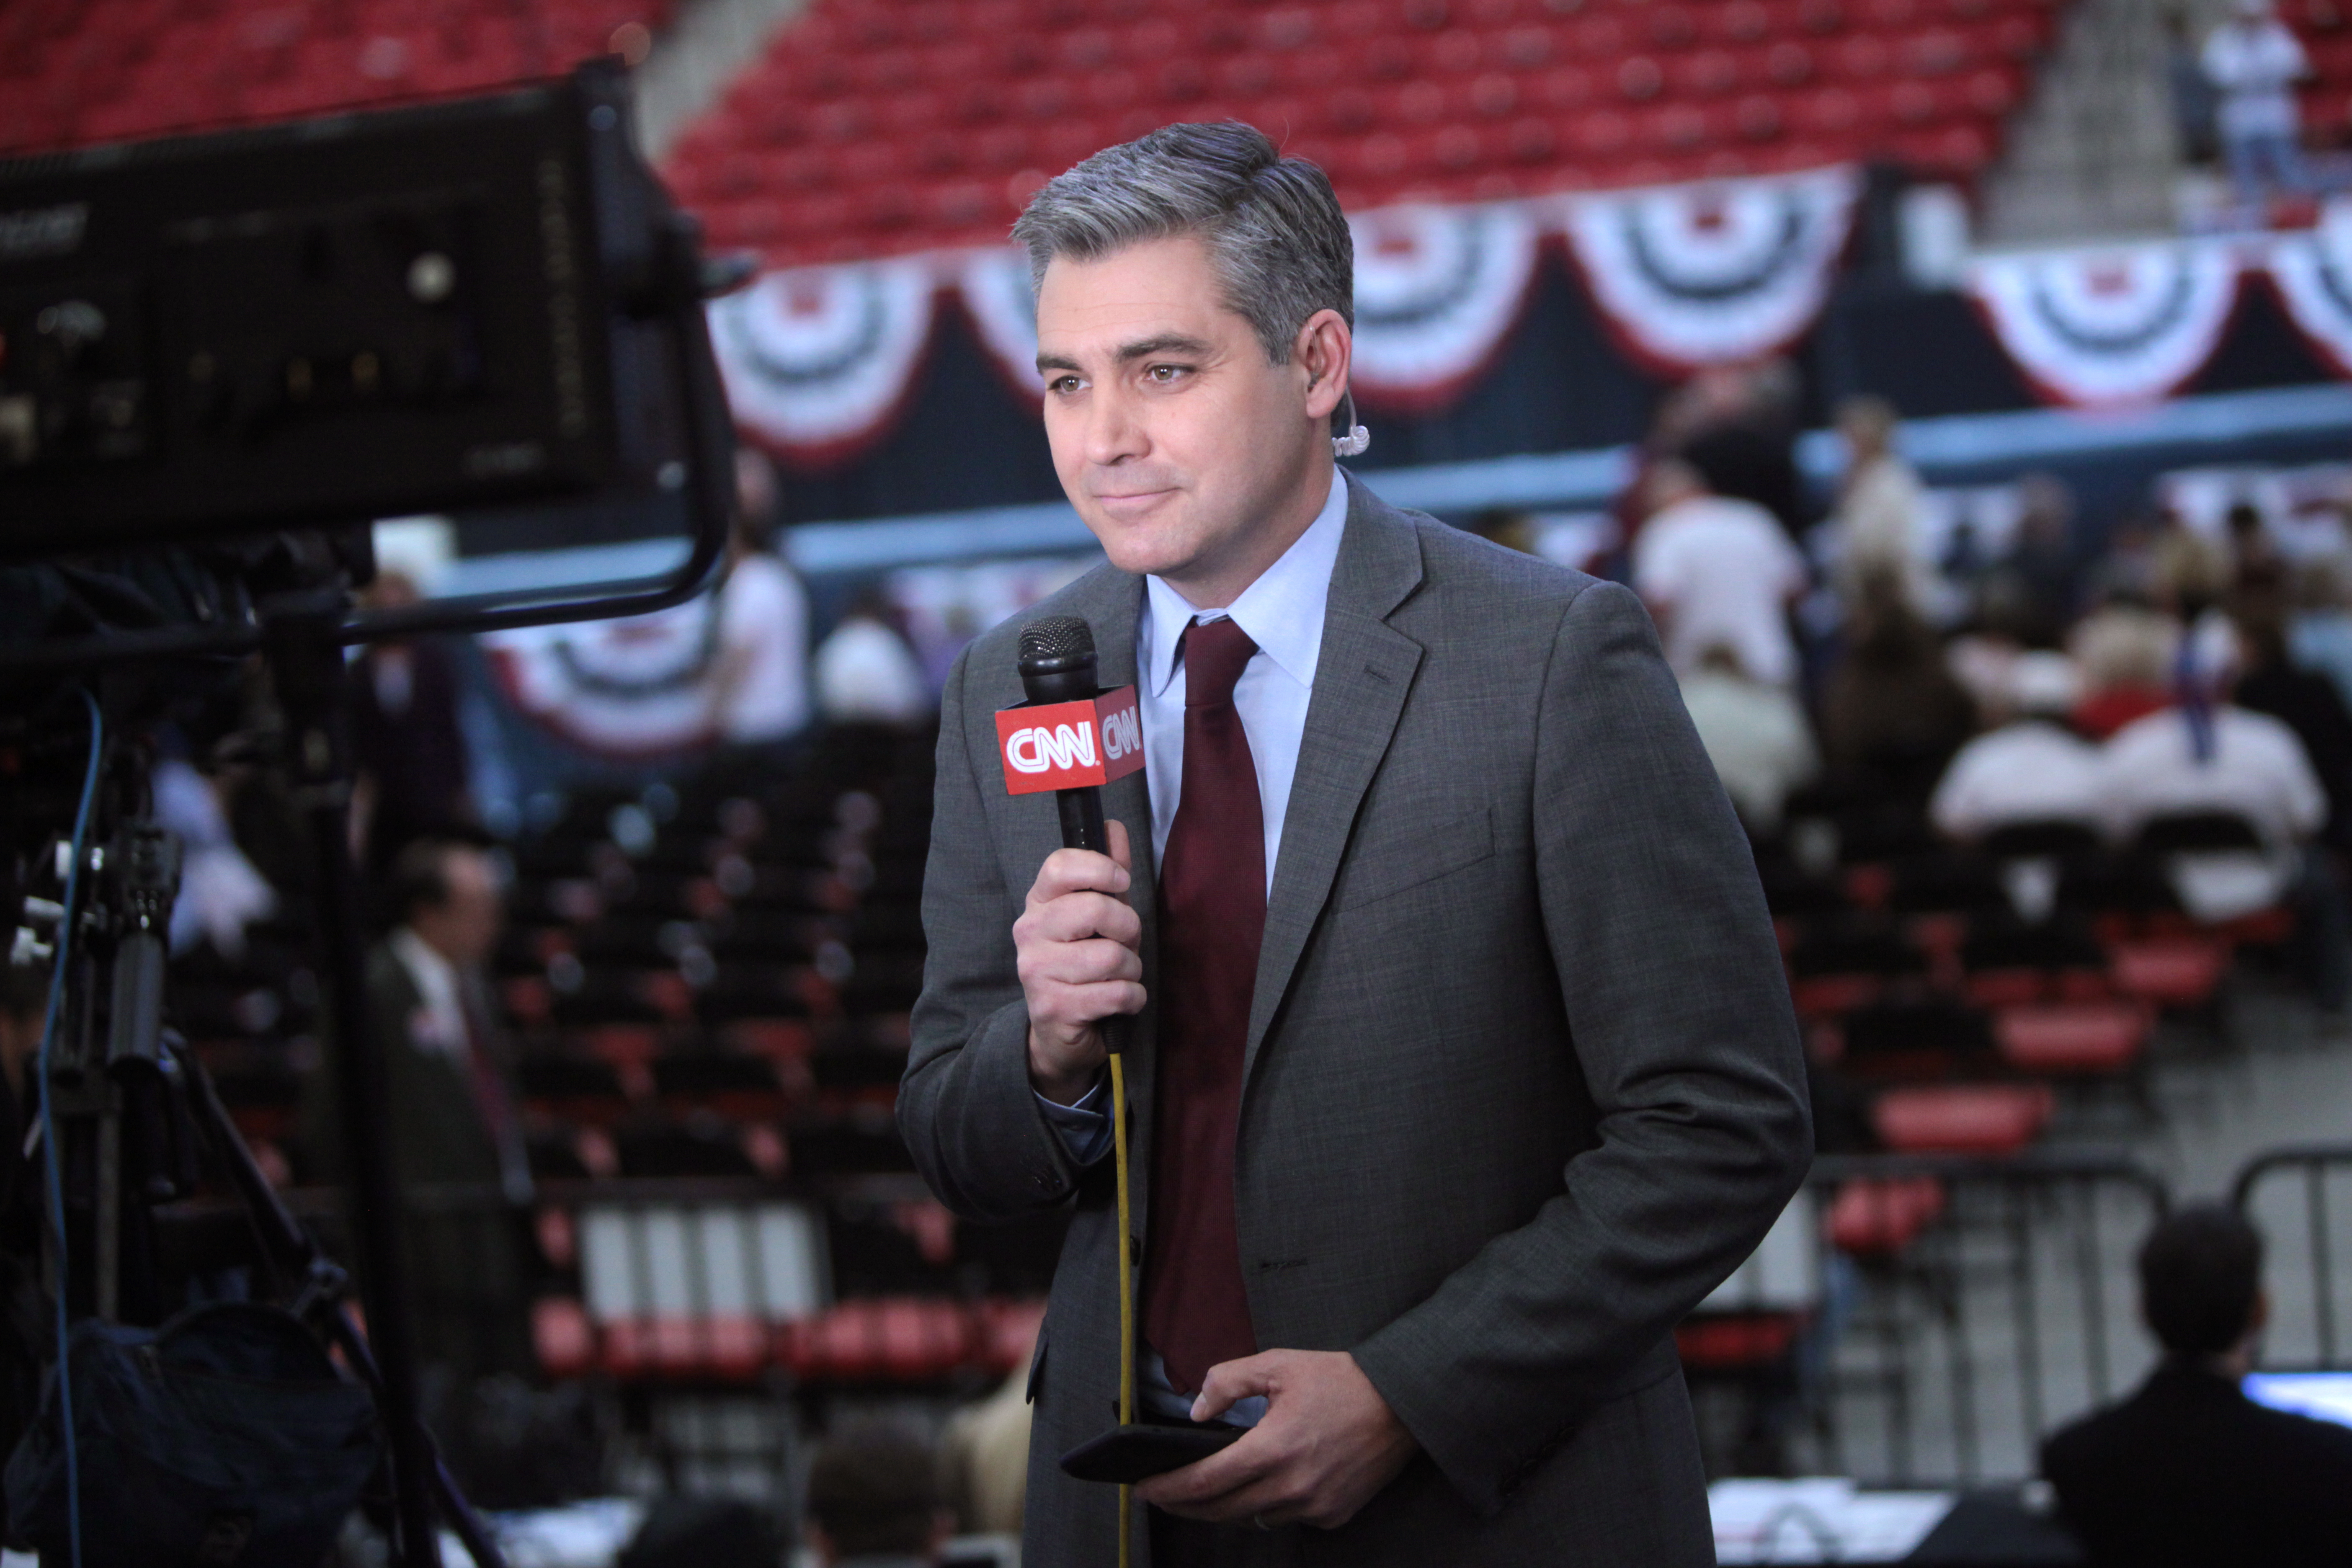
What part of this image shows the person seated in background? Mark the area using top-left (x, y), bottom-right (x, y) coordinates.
top-left (2042, 1206), bottom-right (2352, 1568)
top-left (2288, 550), bottom-right (2352, 715)
top-left (1676, 642), bottom-right (1820, 837)
top-left (1632, 456), bottom-right (1810, 689)
top-left (2234, 605), bottom-right (2352, 854)
top-left (815, 587), bottom-right (933, 727)
top-left (1820, 567), bottom-right (1978, 806)
top-left (2069, 592), bottom-right (2181, 740)
top-left (2099, 630), bottom-right (2350, 1003)
top-left (1980, 473), bottom-right (2081, 646)
top-left (1930, 651), bottom-right (2102, 843)
top-left (805, 1425), bottom-right (954, 1568)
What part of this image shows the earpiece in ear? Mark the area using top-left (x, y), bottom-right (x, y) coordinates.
top-left (1331, 389), bottom-right (1370, 459)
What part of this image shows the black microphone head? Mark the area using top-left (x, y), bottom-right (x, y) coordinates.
top-left (1018, 615), bottom-right (1099, 703)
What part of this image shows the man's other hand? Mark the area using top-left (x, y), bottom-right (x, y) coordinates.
top-left (1133, 1350), bottom-right (1419, 1530)
top-left (1014, 818), bottom-right (1144, 1104)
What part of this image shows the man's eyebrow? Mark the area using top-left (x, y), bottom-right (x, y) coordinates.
top-left (1114, 333), bottom-right (1211, 363)
top-left (1035, 352), bottom-right (1081, 374)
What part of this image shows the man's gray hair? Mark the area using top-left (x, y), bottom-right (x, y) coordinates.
top-left (1011, 122), bottom-right (1353, 366)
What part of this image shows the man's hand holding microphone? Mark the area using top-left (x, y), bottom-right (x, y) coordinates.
top-left (1015, 817), bottom-right (1143, 1106)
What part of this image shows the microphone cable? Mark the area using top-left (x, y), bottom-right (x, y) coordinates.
top-left (36, 687), bottom-right (102, 1568)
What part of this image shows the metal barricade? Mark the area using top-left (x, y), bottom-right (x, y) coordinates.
top-left (1687, 1152), bottom-right (2172, 1487)
top-left (2232, 1143), bottom-right (2352, 1371)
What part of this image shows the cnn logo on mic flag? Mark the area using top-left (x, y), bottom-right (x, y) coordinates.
top-left (995, 687), bottom-right (1146, 795)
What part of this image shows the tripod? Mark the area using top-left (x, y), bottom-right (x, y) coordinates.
top-left (31, 710), bottom-right (511, 1568)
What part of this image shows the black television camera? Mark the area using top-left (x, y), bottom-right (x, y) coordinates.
top-left (0, 57), bottom-right (742, 1568)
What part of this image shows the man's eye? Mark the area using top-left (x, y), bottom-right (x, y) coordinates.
top-left (1049, 376), bottom-right (1083, 394)
top-left (1146, 364), bottom-right (1188, 384)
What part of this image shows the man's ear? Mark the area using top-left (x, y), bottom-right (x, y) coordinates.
top-left (1294, 308), bottom-right (1353, 423)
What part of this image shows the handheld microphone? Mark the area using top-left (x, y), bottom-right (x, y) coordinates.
top-left (1005, 616), bottom-right (1144, 859)
top-left (1012, 616), bottom-right (1150, 1545)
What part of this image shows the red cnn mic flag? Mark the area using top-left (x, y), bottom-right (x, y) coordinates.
top-left (995, 688), bottom-right (1145, 796)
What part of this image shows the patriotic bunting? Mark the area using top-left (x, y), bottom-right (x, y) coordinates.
top-left (1348, 203), bottom-right (1544, 410)
top-left (1968, 241), bottom-right (2243, 408)
top-left (708, 261), bottom-right (937, 464)
top-left (1559, 166), bottom-right (1860, 373)
top-left (958, 246), bottom-right (1049, 398)
top-left (482, 603), bottom-right (725, 758)
top-left (2263, 206), bottom-right (2352, 378)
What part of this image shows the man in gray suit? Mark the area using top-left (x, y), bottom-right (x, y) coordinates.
top-left (899, 122), bottom-right (1810, 1566)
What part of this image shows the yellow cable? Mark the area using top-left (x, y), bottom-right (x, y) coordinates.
top-left (1111, 1048), bottom-right (1135, 1568)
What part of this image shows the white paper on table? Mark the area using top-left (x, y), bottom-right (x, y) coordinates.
top-left (1711, 1476), bottom-right (1957, 1564)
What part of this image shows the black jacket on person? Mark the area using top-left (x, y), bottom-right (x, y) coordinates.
top-left (2237, 660), bottom-right (2352, 853)
top-left (2041, 1360), bottom-right (2352, 1568)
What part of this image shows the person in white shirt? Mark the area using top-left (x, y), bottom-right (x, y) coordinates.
top-left (1633, 458), bottom-right (1810, 688)
top-left (1931, 652), bottom-right (2104, 842)
top-left (2202, 0), bottom-right (2315, 223)
top-left (711, 524), bottom-right (813, 744)
top-left (815, 589), bottom-right (933, 726)
top-left (2099, 632), bottom-right (2328, 925)
top-left (1678, 644), bottom-right (1820, 835)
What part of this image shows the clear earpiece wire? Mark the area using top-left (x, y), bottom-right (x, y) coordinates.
top-left (1332, 389), bottom-right (1370, 458)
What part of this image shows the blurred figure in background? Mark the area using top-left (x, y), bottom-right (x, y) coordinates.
top-left (347, 569), bottom-right (474, 876)
top-left (1829, 396), bottom-right (1934, 619)
top-left (2289, 552), bottom-right (2352, 712)
top-left (805, 1425), bottom-right (953, 1567)
top-left (815, 587), bottom-right (932, 727)
top-left (1821, 567), bottom-right (1978, 805)
top-left (1930, 651), bottom-right (2102, 843)
top-left (2233, 606), bottom-right (2352, 854)
top-left (1677, 643), bottom-right (1820, 837)
top-left (1632, 456), bottom-right (1810, 688)
top-left (303, 838), bottom-right (534, 1452)
top-left (1983, 473), bottom-right (2081, 645)
top-left (710, 448), bottom-right (813, 747)
top-left (2043, 1206), bottom-right (2352, 1567)
top-left (2202, 0), bottom-right (2316, 226)
top-left (1677, 358), bottom-right (1809, 543)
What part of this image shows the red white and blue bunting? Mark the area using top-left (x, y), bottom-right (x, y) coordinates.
top-left (482, 602), bottom-right (725, 758)
top-left (1558, 166), bottom-right (1861, 374)
top-left (1968, 241), bottom-right (2243, 408)
top-left (1348, 203), bottom-right (1543, 409)
top-left (708, 260), bottom-right (937, 464)
top-left (709, 166), bottom-right (1880, 464)
top-left (2263, 206), bottom-right (2352, 378)
top-left (958, 246), bottom-right (1048, 398)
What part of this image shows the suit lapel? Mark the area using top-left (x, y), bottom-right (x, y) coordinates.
top-left (1243, 478), bottom-right (1426, 1081)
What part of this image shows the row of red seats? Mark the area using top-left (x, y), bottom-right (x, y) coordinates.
top-left (740, 19), bottom-right (2047, 111)
top-left (533, 1293), bottom-right (1044, 1384)
top-left (787, 0), bottom-right (2059, 60)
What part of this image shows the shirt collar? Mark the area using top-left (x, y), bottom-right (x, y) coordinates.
top-left (1142, 470), bottom-right (1349, 698)
top-left (390, 925), bottom-right (461, 1006)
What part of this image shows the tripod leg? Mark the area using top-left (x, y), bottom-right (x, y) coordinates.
top-left (266, 605), bottom-right (444, 1568)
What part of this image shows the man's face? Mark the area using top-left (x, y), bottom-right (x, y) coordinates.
top-left (1035, 235), bottom-right (1319, 595)
top-left (416, 848), bottom-right (503, 969)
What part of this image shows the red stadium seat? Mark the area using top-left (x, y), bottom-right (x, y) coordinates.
top-left (1677, 1312), bottom-right (1804, 1367)
top-left (1872, 1083), bottom-right (2055, 1156)
top-left (2108, 935), bottom-right (2231, 1010)
top-left (1993, 1001), bottom-right (2151, 1076)
top-left (1829, 1176), bottom-right (1947, 1255)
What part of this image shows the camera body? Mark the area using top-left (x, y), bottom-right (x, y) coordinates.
top-left (0, 60), bottom-right (682, 559)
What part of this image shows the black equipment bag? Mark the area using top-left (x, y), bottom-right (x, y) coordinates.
top-left (3, 1300), bottom-right (382, 1567)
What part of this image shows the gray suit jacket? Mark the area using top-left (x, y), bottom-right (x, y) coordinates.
top-left (900, 476), bottom-right (1810, 1566)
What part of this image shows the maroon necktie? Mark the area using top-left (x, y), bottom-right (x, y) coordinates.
top-left (1142, 616), bottom-right (1265, 1397)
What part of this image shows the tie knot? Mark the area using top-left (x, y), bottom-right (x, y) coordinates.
top-left (1182, 617), bottom-right (1257, 709)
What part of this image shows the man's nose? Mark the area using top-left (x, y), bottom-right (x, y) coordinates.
top-left (1083, 383), bottom-right (1147, 468)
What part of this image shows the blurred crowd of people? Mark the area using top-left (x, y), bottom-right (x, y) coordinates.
top-left (1601, 359), bottom-right (2352, 1012)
